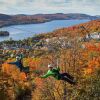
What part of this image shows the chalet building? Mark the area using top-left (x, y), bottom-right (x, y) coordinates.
top-left (89, 32), bottom-right (100, 39)
top-left (85, 32), bottom-right (100, 40)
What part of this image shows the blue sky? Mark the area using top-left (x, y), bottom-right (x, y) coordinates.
top-left (0, 0), bottom-right (100, 15)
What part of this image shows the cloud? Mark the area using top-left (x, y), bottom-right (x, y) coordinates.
top-left (0, 0), bottom-right (100, 15)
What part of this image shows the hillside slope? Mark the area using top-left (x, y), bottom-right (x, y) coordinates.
top-left (42, 19), bottom-right (100, 38)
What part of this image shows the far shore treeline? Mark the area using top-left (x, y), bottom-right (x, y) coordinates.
top-left (0, 13), bottom-right (100, 28)
top-left (0, 31), bottom-right (9, 36)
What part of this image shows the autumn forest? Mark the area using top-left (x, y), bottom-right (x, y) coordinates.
top-left (0, 19), bottom-right (100, 100)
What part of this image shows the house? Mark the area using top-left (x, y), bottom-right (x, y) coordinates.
top-left (90, 32), bottom-right (100, 39)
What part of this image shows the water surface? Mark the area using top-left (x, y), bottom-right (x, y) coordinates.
top-left (0, 19), bottom-right (90, 41)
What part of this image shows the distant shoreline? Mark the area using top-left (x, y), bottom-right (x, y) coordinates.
top-left (0, 19), bottom-right (52, 28)
top-left (0, 19), bottom-right (91, 28)
top-left (0, 13), bottom-right (99, 28)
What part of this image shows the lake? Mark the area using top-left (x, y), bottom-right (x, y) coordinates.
top-left (0, 19), bottom-right (90, 41)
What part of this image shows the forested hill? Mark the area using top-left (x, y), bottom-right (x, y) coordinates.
top-left (1, 19), bottom-right (100, 51)
top-left (41, 19), bottom-right (100, 38)
top-left (0, 17), bottom-right (100, 100)
top-left (0, 13), bottom-right (100, 28)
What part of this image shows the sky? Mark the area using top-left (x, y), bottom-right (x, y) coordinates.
top-left (0, 0), bottom-right (100, 15)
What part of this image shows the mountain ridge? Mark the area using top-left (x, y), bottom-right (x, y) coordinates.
top-left (0, 13), bottom-right (100, 28)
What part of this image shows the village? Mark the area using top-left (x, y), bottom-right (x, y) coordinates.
top-left (0, 31), bottom-right (100, 50)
